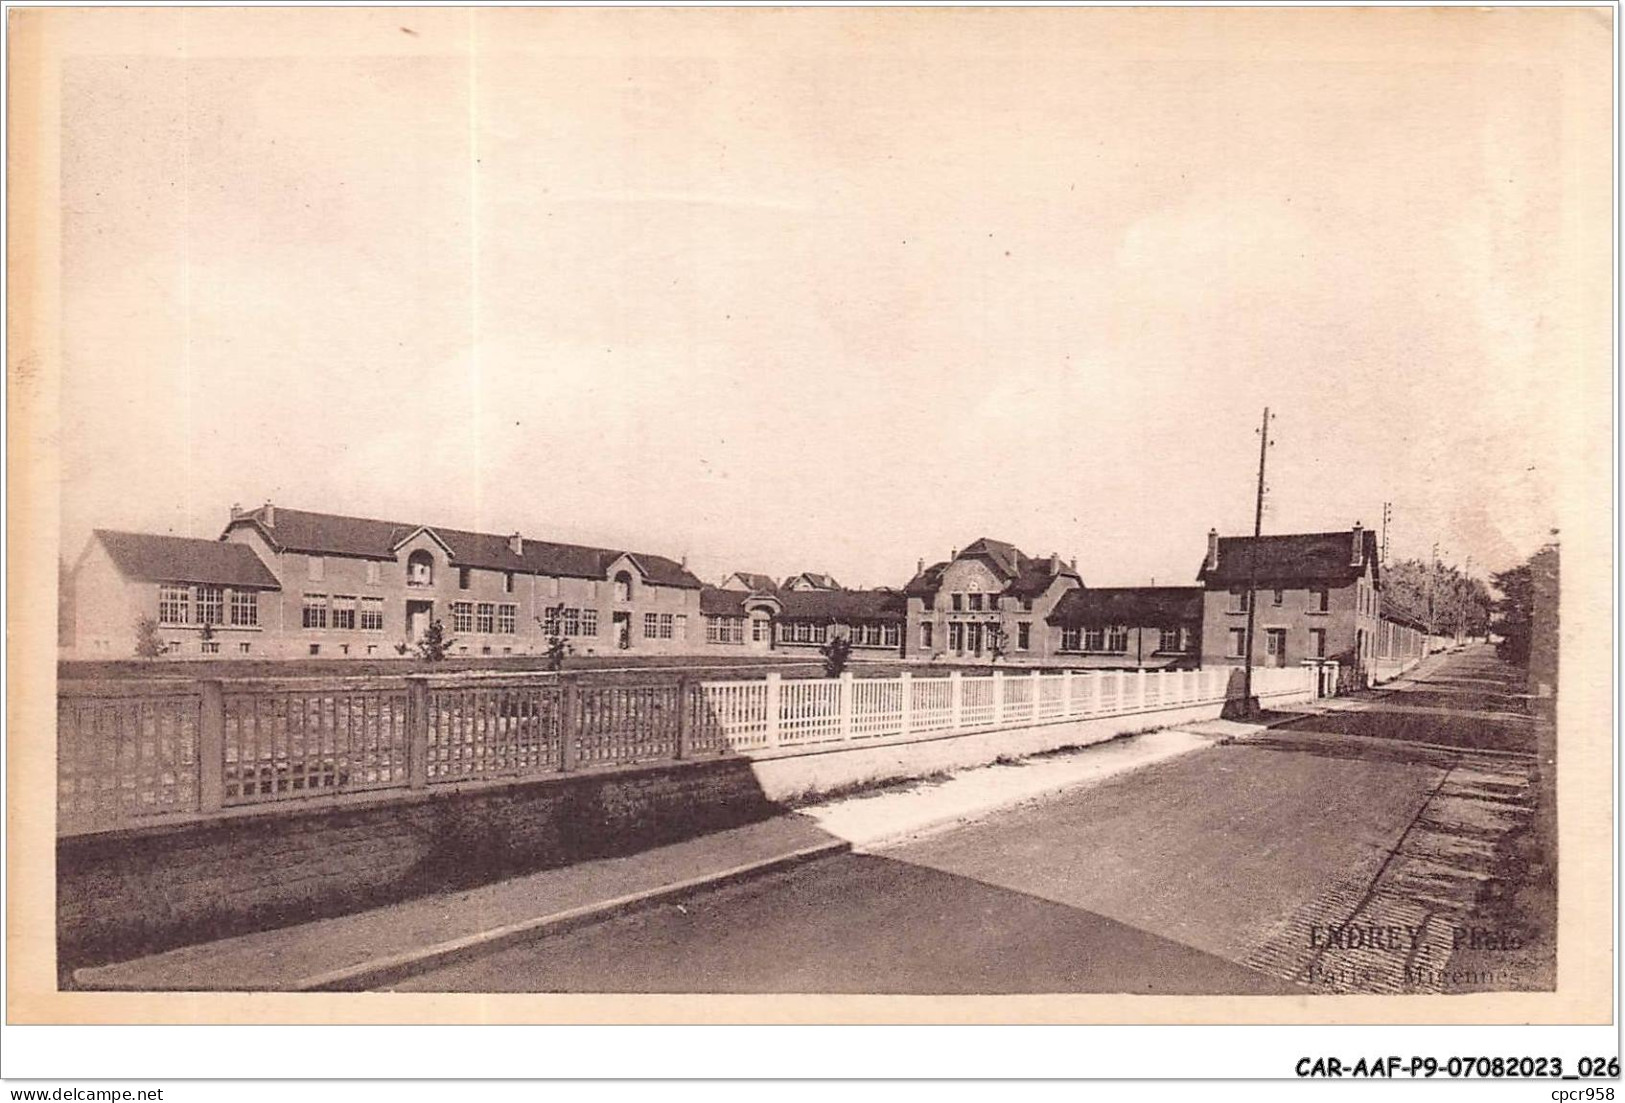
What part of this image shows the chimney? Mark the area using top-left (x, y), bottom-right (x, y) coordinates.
top-left (1351, 521), bottom-right (1365, 566)
top-left (1206, 528), bottom-right (1219, 572)
top-left (263, 501), bottom-right (276, 528)
top-left (508, 532), bottom-right (523, 556)
top-left (916, 557), bottom-right (925, 576)
top-left (229, 502), bottom-right (243, 520)
top-left (1070, 556), bottom-right (1078, 572)
top-left (680, 553), bottom-right (688, 568)
top-left (949, 547), bottom-right (958, 560)
top-left (1049, 552), bottom-right (1061, 574)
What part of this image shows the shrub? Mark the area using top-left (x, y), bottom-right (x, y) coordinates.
top-left (819, 634), bottom-right (853, 678)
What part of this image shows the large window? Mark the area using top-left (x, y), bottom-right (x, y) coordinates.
top-left (1159, 627), bottom-right (1185, 653)
top-left (674, 614), bottom-right (687, 641)
top-left (968, 593), bottom-right (984, 612)
top-left (951, 593), bottom-right (964, 611)
top-left (1083, 626), bottom-right (1105, 652)
top-left (882, 623), bottom-right (900, 648)
top-left (196, 585), bottom-right (224, 625)
top-left (752, 617), bottom-right (769, 643)
top-left (476, 602), bottom-right (495, 633)
top-left (563, 607), bottom-right (581, 636)
top-left (659, 613), bottom-right (674, 639)
top-left (614, 573), bottom-right (633, 602)
top-left (579, 609), bottom-right (598, 636)
top-left (360, 597), bottom-right (384, 631)
top-left (1107, 625), bottom-right (1129, 653)
top-left (302, 593), bottom-right (328, 630)
top-left (158, 585), bottom-right (189, 626)
top-left (452, 601), bottom-right (474, 633)
top-left (332, 595), bottom-right (357, 630)
top-left (644, 612), bottom-right (659, 638)
top-left (707, 616), bottom-right (745, 644)
top-left (1061, 626), bottom-right (1082, 651)
top-left (948, 622), bottom-right (964, 652)
top-left (230, 590), bottom-right (259, 627)
top-left (497, 604), bottom-right (516, 634)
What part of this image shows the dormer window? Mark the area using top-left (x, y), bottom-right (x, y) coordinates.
top-left (407, 550), bottom-right (434, 587)
top-left (613, 571), bottom-right (633, 602)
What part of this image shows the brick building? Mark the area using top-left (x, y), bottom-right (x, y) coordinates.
top-left (1196, 524), bottom-right (1384, 685)
top-left (903, 538), bottom-right (1082, 664)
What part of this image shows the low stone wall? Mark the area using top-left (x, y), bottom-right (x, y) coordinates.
top-left (58, 756), bottom-right (779, 969)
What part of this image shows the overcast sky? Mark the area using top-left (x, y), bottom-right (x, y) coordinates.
top-left (53, 8), bottom-right (1608, 589)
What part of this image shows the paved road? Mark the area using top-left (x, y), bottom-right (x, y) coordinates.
top-left (393, 645), bottom-right (1543, 994)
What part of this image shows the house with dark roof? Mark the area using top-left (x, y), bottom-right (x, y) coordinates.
top-left (1045, 587), bottom-right (1204, 670)
top-left (718, 571), bottom-right (780, 594)
top-left (773, 588), bottom-right (906, 655)
top-left (61, 529), bottom-right (283, 658)
top-left (903, 538), bottom-right (1082, 664)
top-left (699, 586), bottom-right (781, 651)
top-left (781, 572), bottom-right (843, 592)
top-left (1195, 523), bottom-right (1388, 686)
top-left (213, 503), bottom-right (703, 659)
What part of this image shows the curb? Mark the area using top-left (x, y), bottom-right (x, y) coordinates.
top-left (290, 839), bottom-right (852, 992)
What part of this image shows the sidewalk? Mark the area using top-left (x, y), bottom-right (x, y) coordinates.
top-left (73, 712), bottom-right (1305, 993)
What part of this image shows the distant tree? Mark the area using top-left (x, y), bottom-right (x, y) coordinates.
top-left (819, 633), bottom-right (853, 678)
top-left (416, 619), bottom-right (456, 662)
top-left (133, 616), bottom-right (167, 659)
top-left (1491, 543), bottom-right (1558, 667)
top-left (538, 602), bottom-right (573, 672)
top-left (1385, 557), bottom-right (1491, 638)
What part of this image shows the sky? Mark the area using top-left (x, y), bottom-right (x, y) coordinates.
top-left (49, 8), bottom-right (1610, 591)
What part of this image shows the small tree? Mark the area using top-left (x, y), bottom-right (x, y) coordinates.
top-left (416, 618), bottom-right (456, 662)
top-left (134, 616), bottom-right (167, 658)
top-left (984, 620), bottom-right (1009, 664)
top-left (819, 632), bottom-right (853, 678)
top-left (538, 602), bottom-right (573, 672)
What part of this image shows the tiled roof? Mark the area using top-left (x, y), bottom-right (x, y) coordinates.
top-left (777, 589), bottom-right (906, 623)
top-left (724, 572), bottom-right (780, 593)
top-left (226, 505), bottom-right (702, 588)
top-left (1047, 586), bottom-right (1203, 629)
top-left (94, 530), bottom-right (281, 589)
top-left (1197, 530), bottom-right (1380, 588)
top-left (1009, 560), bottom-right (1079, 599)
top-left (903, 561), bottom-right (948, 599)
top-left (700, 587), bottom-right (750, 616)
top-left (959, 537), bottom-right (1026, 580)
top-left (783, 572), bottom-right (842, 591)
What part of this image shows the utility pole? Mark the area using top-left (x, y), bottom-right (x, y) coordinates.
top-left (1381, 501), bottom-right (1393, 566)
top-left (1427, 541), bottom-right (1440, 649)
top-left (1241, 407), bottom-right (1273, 715)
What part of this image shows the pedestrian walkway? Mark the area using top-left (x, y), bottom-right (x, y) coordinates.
top-left (74, 706), bottom-right (1301, 992)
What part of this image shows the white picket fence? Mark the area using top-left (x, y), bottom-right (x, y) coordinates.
top-left (694, 665), bottom-right (1313, 755)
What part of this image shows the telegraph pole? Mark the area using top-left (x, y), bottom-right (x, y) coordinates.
top-left (1241, 407), bottom-right (1273, 714)
top-left (1381, 501), bottom-right (1393, 566)
top-left (1427, 541), bottom-right (1440, 648)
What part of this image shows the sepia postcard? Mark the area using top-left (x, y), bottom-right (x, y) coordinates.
top-left (5, 5), bottom-right (1614, 1035)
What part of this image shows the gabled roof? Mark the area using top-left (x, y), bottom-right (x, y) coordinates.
top-left (783, 571), bottom-right (842, 591)
top-left (1047, 586), bottom-right (1203, 629)
top-left (93, 530), bottom-right (281, 589)
top-left (723, 572), bottom-right (780, 593)
top-left (777, 589), bottom-right (906, 623)
top-left (903, 561), bottom-right (949, 600)
top-left (959, 536), bottom-right (1026, 580)
top-left (224, 505), bottom-right (702, 588)
top-left (1197, 530), bottom-right (1380, 588)
top-left (1009, 559), bottom-right (1080, 599)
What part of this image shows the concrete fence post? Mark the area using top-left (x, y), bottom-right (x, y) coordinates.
top-left (406, 676), bottom-right (429, 789)
top-left (1030, 669), bottom-right (1041, 720)
top-left (899, 671), bottom-right (913, 737)
top-left (839, 671), bottom-right (854, 742)
top-left (949, 671), bottom-right (963, 732)
top-left (559, 676), bottom-right (580, 772)
top-left (199, 679), bottom-right (226, 813)
top-left (1135, 669), bottom-right (1148, 712)
top-left (991, 670), bottom-right (1004, 726)
top-left (1062, 669), bottom-right (1074, 716)
top-left (764, 673), bottom-right (782, 749)
top-left (674, 676), bottom-right (692, 760)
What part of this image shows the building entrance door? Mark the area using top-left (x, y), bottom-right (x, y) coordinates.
top-left (1265, 628), bottom-right (1287, 667)
top-left (613, 611), bottom-right (631, 649)
top-left (406, 600), bottom-right (433, 644)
